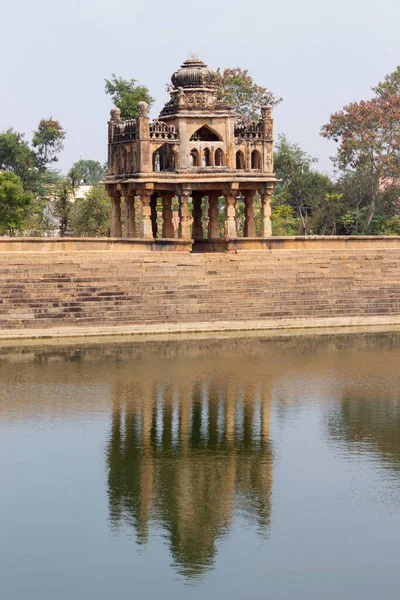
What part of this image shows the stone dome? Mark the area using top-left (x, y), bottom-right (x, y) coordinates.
top-left (171, 58), bottom-right (216, 89)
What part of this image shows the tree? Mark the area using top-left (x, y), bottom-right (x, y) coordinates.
top-left (53, 179), bottom-right (73, 237)
top-left (0, 171), bottom-right (33, 235)
top-left (68, 159), bottom-right (106, 187)
top-left (105, 75), bottom-right (154, 120)
top-left (215, 67), bottom-right (282, 123)
top-left (70, 186), bottom-right (111, 237)
top-left (0, 129), bottom-right (37, 190)
top-left (271, 204), bottom-right (299, 236)
top-left (32, 118), bottom-right (66, 172)
top-left (321, 66), bottom-right (400, 226)
top-left (273, 135), bottom-right (333, 234)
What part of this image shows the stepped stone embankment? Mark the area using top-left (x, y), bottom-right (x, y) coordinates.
top-left (1, 237), bottom-right (400, 339)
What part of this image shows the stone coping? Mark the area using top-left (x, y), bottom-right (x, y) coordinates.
top-left (193, 236), bottom-right (400, 251)
top-left (0, 235), bottom-right (399, 253)
top-left (0, 238), bottom-right (192, 252)
top-left (1, 315), bottom-right (400, 341)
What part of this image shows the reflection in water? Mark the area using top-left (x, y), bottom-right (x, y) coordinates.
top-left (327, 389), bottom-right (400, 471)
top-left (2, 331), bottom-right (400, 594)
top-left (106, 378), bottom-right (272, 578)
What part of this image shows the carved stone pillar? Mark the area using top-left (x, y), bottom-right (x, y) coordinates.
top-left (110, 189), bottom-right (122, 238)
top-left (244, 193), bottom-right (256, 237)
top-left (209, 149), bottom-right (215, 167)
top-left (192, 192), bottom-right (203, 240)
top-left (150, 194), bottom-right (158, 238)
top-left (162, 194), bottom-right (174, 238)
top-left (139, 191), bottom-right (153, 239)
top-left (260, 187), bottom-right (273, 237)
top-left (125, 191), bottom-right (137, 238)
top-left (224, 192), bottom-right (237, 239)
top-left (208, 194), bottom-right (220, 239)
top-left (178, 189), bottom-right (191, 240)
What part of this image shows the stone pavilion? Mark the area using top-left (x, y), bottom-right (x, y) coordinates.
top-left (105, 58), bottom-right (277, 249)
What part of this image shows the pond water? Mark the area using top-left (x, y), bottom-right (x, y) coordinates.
top-left (1, 332), bottom-right (400, 599)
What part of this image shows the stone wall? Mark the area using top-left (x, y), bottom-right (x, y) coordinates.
top-left (1, 237), bottom-right (400, 338)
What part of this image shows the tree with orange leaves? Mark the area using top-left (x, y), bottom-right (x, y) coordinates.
top-left (321, 67), bottom-right (400, 226)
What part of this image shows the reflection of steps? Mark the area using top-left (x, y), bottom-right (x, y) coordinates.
top-left (1, 249), bottom-right (400, 331)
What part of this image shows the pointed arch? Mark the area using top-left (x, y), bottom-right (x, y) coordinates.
top-left (202, 148), bottom-right (211, 167)
top-left (153, 151), bottom-right (161, 172)
top-left (190, 125), bottom-right (222, 142)
top-left (215, 148), bottom-right (224, 166)
top-left (189, 149), bottom-right (199, 167)
top-left (251, 149), bottom-right (261, 170)
top-left (236, 150), bottom-right (245, 170)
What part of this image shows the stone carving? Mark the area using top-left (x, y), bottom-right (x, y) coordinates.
top-left (137, 101), bottom-right (149, 118)
top-left (110, 107), bottom-right (121, 122)
top-left (261, 106), bottom-right (272, 119)
top-left (265, 148), bottom-right (273, 171)
top-left (177, 87), bottom-right (186, 106)
top-left (264, 121), bottom-right (273, 139)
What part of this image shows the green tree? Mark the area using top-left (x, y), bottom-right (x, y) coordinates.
top-left (68, 159), bottom-right (106, 187)
top-left (215, 67), bottom-right (282, 123)
top-left (274, 135), bottom-right (333, 234)
top-left (70, 186), bottom-right (111, 237)
top-left (0, 129), bottom-right (38, 190)
top-left (32, 118), bottom-right (66, 172)
top-left (0, 171), bottom-right (33, 235)
top-left (271, 204), bottom-right (299, 236)
top-left (105, 75), bottom-right (155, 120)
top-left (53, 179), bottom-right (73, 237)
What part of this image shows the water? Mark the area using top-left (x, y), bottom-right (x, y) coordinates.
top-left (1, 331), bottom-right (400, 599)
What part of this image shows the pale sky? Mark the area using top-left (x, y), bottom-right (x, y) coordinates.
top-left (1, 0), bottom-right (399, 175)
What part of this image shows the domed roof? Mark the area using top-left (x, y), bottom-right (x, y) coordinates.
top-left (171, 58), bottom-right (216, 89)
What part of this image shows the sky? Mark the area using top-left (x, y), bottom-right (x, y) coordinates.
top-left (1, 0), bottom-right (400, 175)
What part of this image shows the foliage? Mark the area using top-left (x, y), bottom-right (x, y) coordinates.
top-left (333, 167), bottom-right (400, 234)
top-left (68, 159), bottom-right (106, 187)
top-left (105, 74), bottom-right (155, 120)
top-left (273, 135), bottom-right (333, 234)
top-left (0, 129), bottom-right (38, 190)
top-left (52, 179), bottom-right (74, 237)
top-left (70, 186), bottom-right (111, 237)
top-left (321, 66), bottom-right (400, 225)
top-left (0, 171), bottom-right (33, 235)
top-left (382, 216), bottom-right (400, 235)
top-left (32, 118), bottom-right (66, 172)
top-left (271, 204), bottom-right (299, 236)
top-left (215, 67), bottom-right (282, 123)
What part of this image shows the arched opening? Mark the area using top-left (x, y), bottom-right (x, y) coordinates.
top-left (189, 149), bottom-right (199, 167)
top-left (215, 148), bottom-right (224, 166)
top-left (153, 151), bottom-right (161, 172)
top-left (190, 126), bottom-right (221, 142)
top-left (236, 150), bottom-right (245, 170)
top-left (251, 150), bottom-right (261, 170)
top-left (202, 148), bottom-right (211, 167)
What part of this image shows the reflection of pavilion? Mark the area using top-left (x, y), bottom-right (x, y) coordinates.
top-left (106, 377), bottom-right (272, 578)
